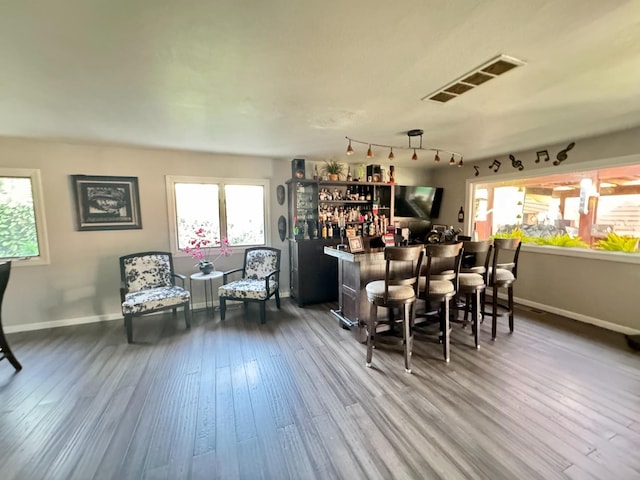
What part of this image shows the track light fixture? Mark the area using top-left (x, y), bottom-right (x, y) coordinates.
top-left (344, 131), bottom-right (463, 167)
top-left (346, 139), bottom-right (354, 155)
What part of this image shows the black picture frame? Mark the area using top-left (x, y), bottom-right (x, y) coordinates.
top-left (71, 175), bottom-right (142, 231)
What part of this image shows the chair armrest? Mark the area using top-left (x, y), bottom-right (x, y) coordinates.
top-left (120, 282), bottom-right (127, 303)
top-left (264, 269), bottom-right (280, 295)
top-left (172, 273), bottom-right (186, 287)
top-left (222, 267), bottom-right (244, 284)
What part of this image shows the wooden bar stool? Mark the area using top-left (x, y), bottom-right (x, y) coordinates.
top-left (365, 245), bottom-right (424, 373)
top-left (485, 238), bottom-right (522, 340)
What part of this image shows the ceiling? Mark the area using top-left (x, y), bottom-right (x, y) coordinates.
top-left (2, 0), bottom-right (640, 167)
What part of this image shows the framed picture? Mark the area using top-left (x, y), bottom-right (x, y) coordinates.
top-left (348, 236), bottom-right (364, 253)
top-left (71, 175), bottom-right (142, 231)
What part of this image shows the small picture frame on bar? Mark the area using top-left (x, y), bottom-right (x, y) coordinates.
top-left (348, 236), bottom-right (364, 253)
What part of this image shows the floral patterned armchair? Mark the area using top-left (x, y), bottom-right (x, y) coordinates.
top-left (218, 247), bottom-right (281, 324)
top-left (119, 251), bottom-right (191, 343)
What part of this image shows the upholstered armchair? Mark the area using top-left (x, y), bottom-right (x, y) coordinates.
top-left (218, 247), bottom-right (281, 324)
top-left (119, 251), bottom-right (191, 343)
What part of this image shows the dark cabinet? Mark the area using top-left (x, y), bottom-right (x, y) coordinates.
top-left (289, 238), bottom-right (341, 307)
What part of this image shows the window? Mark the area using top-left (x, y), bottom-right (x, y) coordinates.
top-left (469, 162), bottom-right (640, 254)
top-left (167, 176), bottom-right (269, 253)
top-left (0, 168), bottom-right (50, 264)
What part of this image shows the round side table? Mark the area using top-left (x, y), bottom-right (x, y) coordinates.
top-left (190, 271), bottom-right (223, 317)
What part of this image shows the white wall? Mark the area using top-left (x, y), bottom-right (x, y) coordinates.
top-left (430, 126), bottom-right (640, 334)
top-left (0, 138), bottom-right (291, 331)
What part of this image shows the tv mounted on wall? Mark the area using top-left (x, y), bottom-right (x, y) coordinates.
top-left (394, 185), bottom-right (444, 219)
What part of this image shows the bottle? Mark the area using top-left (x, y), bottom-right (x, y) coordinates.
top-left (321, 222), bottom-right (327, 239)
top-left (458, 206), bottom-right (464, 223)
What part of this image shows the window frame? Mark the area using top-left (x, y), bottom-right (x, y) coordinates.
top-left (465, 154), bottom-right (640, 265)
top-left (166, 175), bottom-right (271, 256)
top-left (0, 168), bottom-right (50, 266)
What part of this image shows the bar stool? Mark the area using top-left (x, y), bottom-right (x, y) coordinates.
top-left (0, 261), bottom-right (22, 372)
top-left (485, 238), bottom-right (522, 340)
top-left (364, 245), bottom-right (424, 373)
top-left (457, 240), bottom-right (492, 349)
top-left (416, 242), bottom-right (464, 363)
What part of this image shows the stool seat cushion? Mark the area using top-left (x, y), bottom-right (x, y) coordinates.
top-left (459, 272), bottom-right (486, 287)
top-left (418, 277), bottom-right (455, 295)
top-left (489, 267), bottom-right (515, 282)
top-left (366, 280), bottom-right (416, 303)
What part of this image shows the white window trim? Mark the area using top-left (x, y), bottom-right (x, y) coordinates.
top-left (165, 175), bottom-right (271, 257)
top-left (0, 168), bottom-right (50, 266)
top-left (464, 153), bottom-right (640, 265)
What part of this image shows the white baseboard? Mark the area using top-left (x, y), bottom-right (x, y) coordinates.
top-left (4, 291), bottom-right (292, 334)
top-left (510, 295), bottom-right (640, 336)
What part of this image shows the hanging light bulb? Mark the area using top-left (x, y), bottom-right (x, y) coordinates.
top-left (434, 151), bottom-right (441, 163)
top-left (367, 144), bottom-right (373, 158)
top-left (449, 154), bottom-right (456, 165)
top-left (346, 139), bottom-right (354, 155)
top-left (388, 148), bottom-right (394, 161)
top-left (411, 149), bottom-right (418, 161)
top-left (458, 156), bottom-right (464, 167)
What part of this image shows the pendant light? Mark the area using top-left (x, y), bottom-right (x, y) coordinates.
top-left (346, 139), bottom-right (354, 155)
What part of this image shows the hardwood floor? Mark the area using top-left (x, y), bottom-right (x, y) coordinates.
top-left (0, 301), bottom-right (639, 480)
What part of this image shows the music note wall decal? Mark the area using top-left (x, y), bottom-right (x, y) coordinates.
top-left (535, 150), bottom-right (550, 163)
top-left (488, 159), bottom-right (501, 172)
top-left (473, 166), bottom-right (480, 177)
top-left (554, 142), bottom-right (575, 166)
top-left (509, 154), bottom-right (524, 171)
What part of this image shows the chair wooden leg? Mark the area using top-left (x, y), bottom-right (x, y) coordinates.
top-left (259, 302), bottom-right (266, 324)
top-left (124, 315), bottom-right (133, 344)
top-left (0, 328), bottom-right (22, 371)
top-left (442, 300), bottom-right (450, 363)
top-left (492, 285), bottom-right (498, 341)
top-left (508, 286), bottom-right (514, 333)
top-left (184, 304), bottom-right (191, 329)
top-left (275, 290), bottom-right (281, 309)
top-left (366, 302), bottom-right (377, 367)
top-left (473, 291), bottom-right (480, 349)
top-left (220, 298), bottom-right (226, 320)
top-left (403, 302), bottom-right (413, 373)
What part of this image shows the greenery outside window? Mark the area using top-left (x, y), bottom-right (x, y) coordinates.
top-left (0, 168), bottom-right (50, 264)
top-left (166, 176), bottom-right (269, 254)
top-left (469, 162), bottom-right (640, 254)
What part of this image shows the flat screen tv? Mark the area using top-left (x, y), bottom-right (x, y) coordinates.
top-left (394, 185), bottom-right (443, 219)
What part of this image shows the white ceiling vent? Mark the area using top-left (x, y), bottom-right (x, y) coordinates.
top-left (422, 54), bottom-right (525, 103)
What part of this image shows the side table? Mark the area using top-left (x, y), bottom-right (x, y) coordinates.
top-left (190, 271), bottom-right (223, 317)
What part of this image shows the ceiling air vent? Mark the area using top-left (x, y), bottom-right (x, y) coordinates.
top-left (423, 54), bottom-right (525, 103)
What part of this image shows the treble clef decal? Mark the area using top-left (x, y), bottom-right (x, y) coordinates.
top-left (554, 142), bottom-right (575, 166)
top-left (509, 154), bottom-right (524, 171)
top-left (488, 159), bottom-right (501, 173)
top-left (473, 166), bottom-right (480, 177)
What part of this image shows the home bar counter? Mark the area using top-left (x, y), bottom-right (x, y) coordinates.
top-left (323, 245), bottom-right (387, 342)
top-left (324, 243), bottom-right (454, 343)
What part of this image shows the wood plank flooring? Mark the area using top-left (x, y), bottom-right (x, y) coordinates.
top-left (0, 301), bottom-right (639, 480)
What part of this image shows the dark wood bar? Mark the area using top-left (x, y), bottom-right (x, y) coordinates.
top-left (324, 246), bottom-right (387, 342)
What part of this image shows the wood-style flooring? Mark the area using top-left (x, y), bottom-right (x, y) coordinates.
top-left (0, 300), bottom-right (639, 480)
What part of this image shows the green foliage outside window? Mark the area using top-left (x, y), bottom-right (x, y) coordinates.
top-left (0, 178), bottom-right (40, 258)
